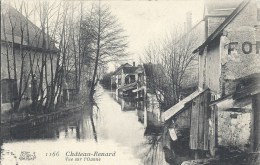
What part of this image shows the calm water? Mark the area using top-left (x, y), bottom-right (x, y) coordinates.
top-left (0, 85), bottom-right (167, 165)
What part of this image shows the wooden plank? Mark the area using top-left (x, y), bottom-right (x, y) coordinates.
top-left (190, 98), bottom-right (195, 149)
top-left (190, 90), bottom-right (210, 150)
top-left (190, 96), bottom-right (200, 149)
top-left (209, 105), bottom-right (216, 156)
top-left (203, 91), bottom-right (210, 150)
top-left (198, 93), bottom-right (205, 149)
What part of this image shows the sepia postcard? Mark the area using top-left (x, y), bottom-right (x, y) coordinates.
top-left (1, 0), bottom-right (260, 164)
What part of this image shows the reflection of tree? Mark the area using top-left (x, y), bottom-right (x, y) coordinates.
top-left (90, 114), bottom-right (97, 142)
top-left (89, 100), bottom-right (100, 142)
top-left (143, 135), bottom-right (164, 165)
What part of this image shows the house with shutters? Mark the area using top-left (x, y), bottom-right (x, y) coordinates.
top-left (1, 4), bottom-right (58, 113)
top-left (162, 0), bottom-right (260, 162)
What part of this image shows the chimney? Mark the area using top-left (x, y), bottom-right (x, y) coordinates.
top-left (133, 62), bottom-right (135, 67)
top-left (186, 11), bottom-right (192, 32)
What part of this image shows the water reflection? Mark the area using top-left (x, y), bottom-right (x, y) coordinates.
top-left (1, 85), bottom-right (167, 165)
top-left (113, 91), bottom-right (166, 165)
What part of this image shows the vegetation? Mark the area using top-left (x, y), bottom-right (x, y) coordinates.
top-left (1, 0), bottom-right (128, 113)
top-left (143, 28), bottom-right (199, 110)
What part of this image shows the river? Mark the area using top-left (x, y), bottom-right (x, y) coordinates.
top-left (0, 84), bottom-right (168, 165)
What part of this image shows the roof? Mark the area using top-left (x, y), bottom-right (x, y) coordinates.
top-left (193, 0), bottom-right (251, 54)
top-left (1, 4), bottom-right (58, 52)
top-left (118, 82), bottom-right (137, 92)
top-left (162, 89), bottom-right (209, 122)
top-left (210, 73), bottom-right (260, 109)
top-left (209, 83), bottom-right (260, 111)
top-left (123, 67), bottom-right (139, 74)
top-left (233, 82), bottom-right (260, 99)
top-left (112, 63), bottom-right (132, 75)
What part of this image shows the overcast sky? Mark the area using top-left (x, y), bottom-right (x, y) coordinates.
top-left (97, 0), bottom-right (205, 70)
top-left (7, 0), bottom-right (205, 71)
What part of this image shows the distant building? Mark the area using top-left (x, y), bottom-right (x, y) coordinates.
top-left (111, 62), bottom-right (141, 97)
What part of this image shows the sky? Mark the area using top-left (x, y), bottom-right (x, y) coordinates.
top-left (6, 0), bottom-right (205, 71)
top-left (99, 0), bottom-right (205, 70)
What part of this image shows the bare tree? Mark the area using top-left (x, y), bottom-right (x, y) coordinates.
top-left (80, 2), bottom-right (128, 101)
top-left (143, 28), bottom-right (198, 109)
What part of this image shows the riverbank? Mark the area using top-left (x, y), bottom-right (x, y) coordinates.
top-left (1, 103), bottom-right (83, 131)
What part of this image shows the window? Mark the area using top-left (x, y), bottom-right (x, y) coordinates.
top-left (1, 79), bottom-right (18, 103)
top-left (118, 78), bottom-right (121, 85)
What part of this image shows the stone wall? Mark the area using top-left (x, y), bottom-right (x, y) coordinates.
top-left (217, 105), bottom-right (252, 151)
top-left (221, 0), bottom-right (260, 81)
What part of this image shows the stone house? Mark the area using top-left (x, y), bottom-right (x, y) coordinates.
top-left (162, 0), bottom-right (260, 162)
top-left (193, 0), bottom-right (260, 155)
top-left (1, 4), bottom-right (58, 113)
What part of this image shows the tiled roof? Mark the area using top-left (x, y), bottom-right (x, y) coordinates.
top-left (1, 4), bottom-right (58, 52)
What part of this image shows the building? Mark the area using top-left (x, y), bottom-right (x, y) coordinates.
top-left (1, 4), bottom-right (58, 113)
top-left (163, 0), bottom-right (260, 162)
top-left (112, 62), bottom-right (142, 97)
top-left (194, 0), bottom-right (260, 155)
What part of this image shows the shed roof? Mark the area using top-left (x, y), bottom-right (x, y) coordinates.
top-left (162, 88), bottom-right (209, 122)
top-left (210, 72), bottom-right (260, 109)
top-left (193, 0), bottom-right (251, 54)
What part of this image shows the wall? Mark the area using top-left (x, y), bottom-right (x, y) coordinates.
top-left (221, 0), bottom-right (260, 81)
top-left (198, 50), bottom-right (206, 90)
top-left (174, 106), bottom-right (191, 130)
top-left (1, 44), bottom-right (57, 113)
top-left (217, 104), bottom-right (252, 151)
top-left (207, 17), bottom-right (226, 37)
top-left (216, 0), bottom-right (259, 152)
top-left (205, 40), bottom-right (222, 95)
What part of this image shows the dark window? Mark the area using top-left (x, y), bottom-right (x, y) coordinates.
top-left (1, 79), bottom-right (18, 103)
top-left (129, 75), bottom-right (136, 83)
top-left (258, 8), bottom-right (260, 21)
top-left (118, 78), bottom-right (121, 85)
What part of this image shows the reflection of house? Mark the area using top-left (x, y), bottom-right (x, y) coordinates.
top-left (1, 4), bottom-right (58, 112)
top-left (163, 0), bottom-right (260, 161)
